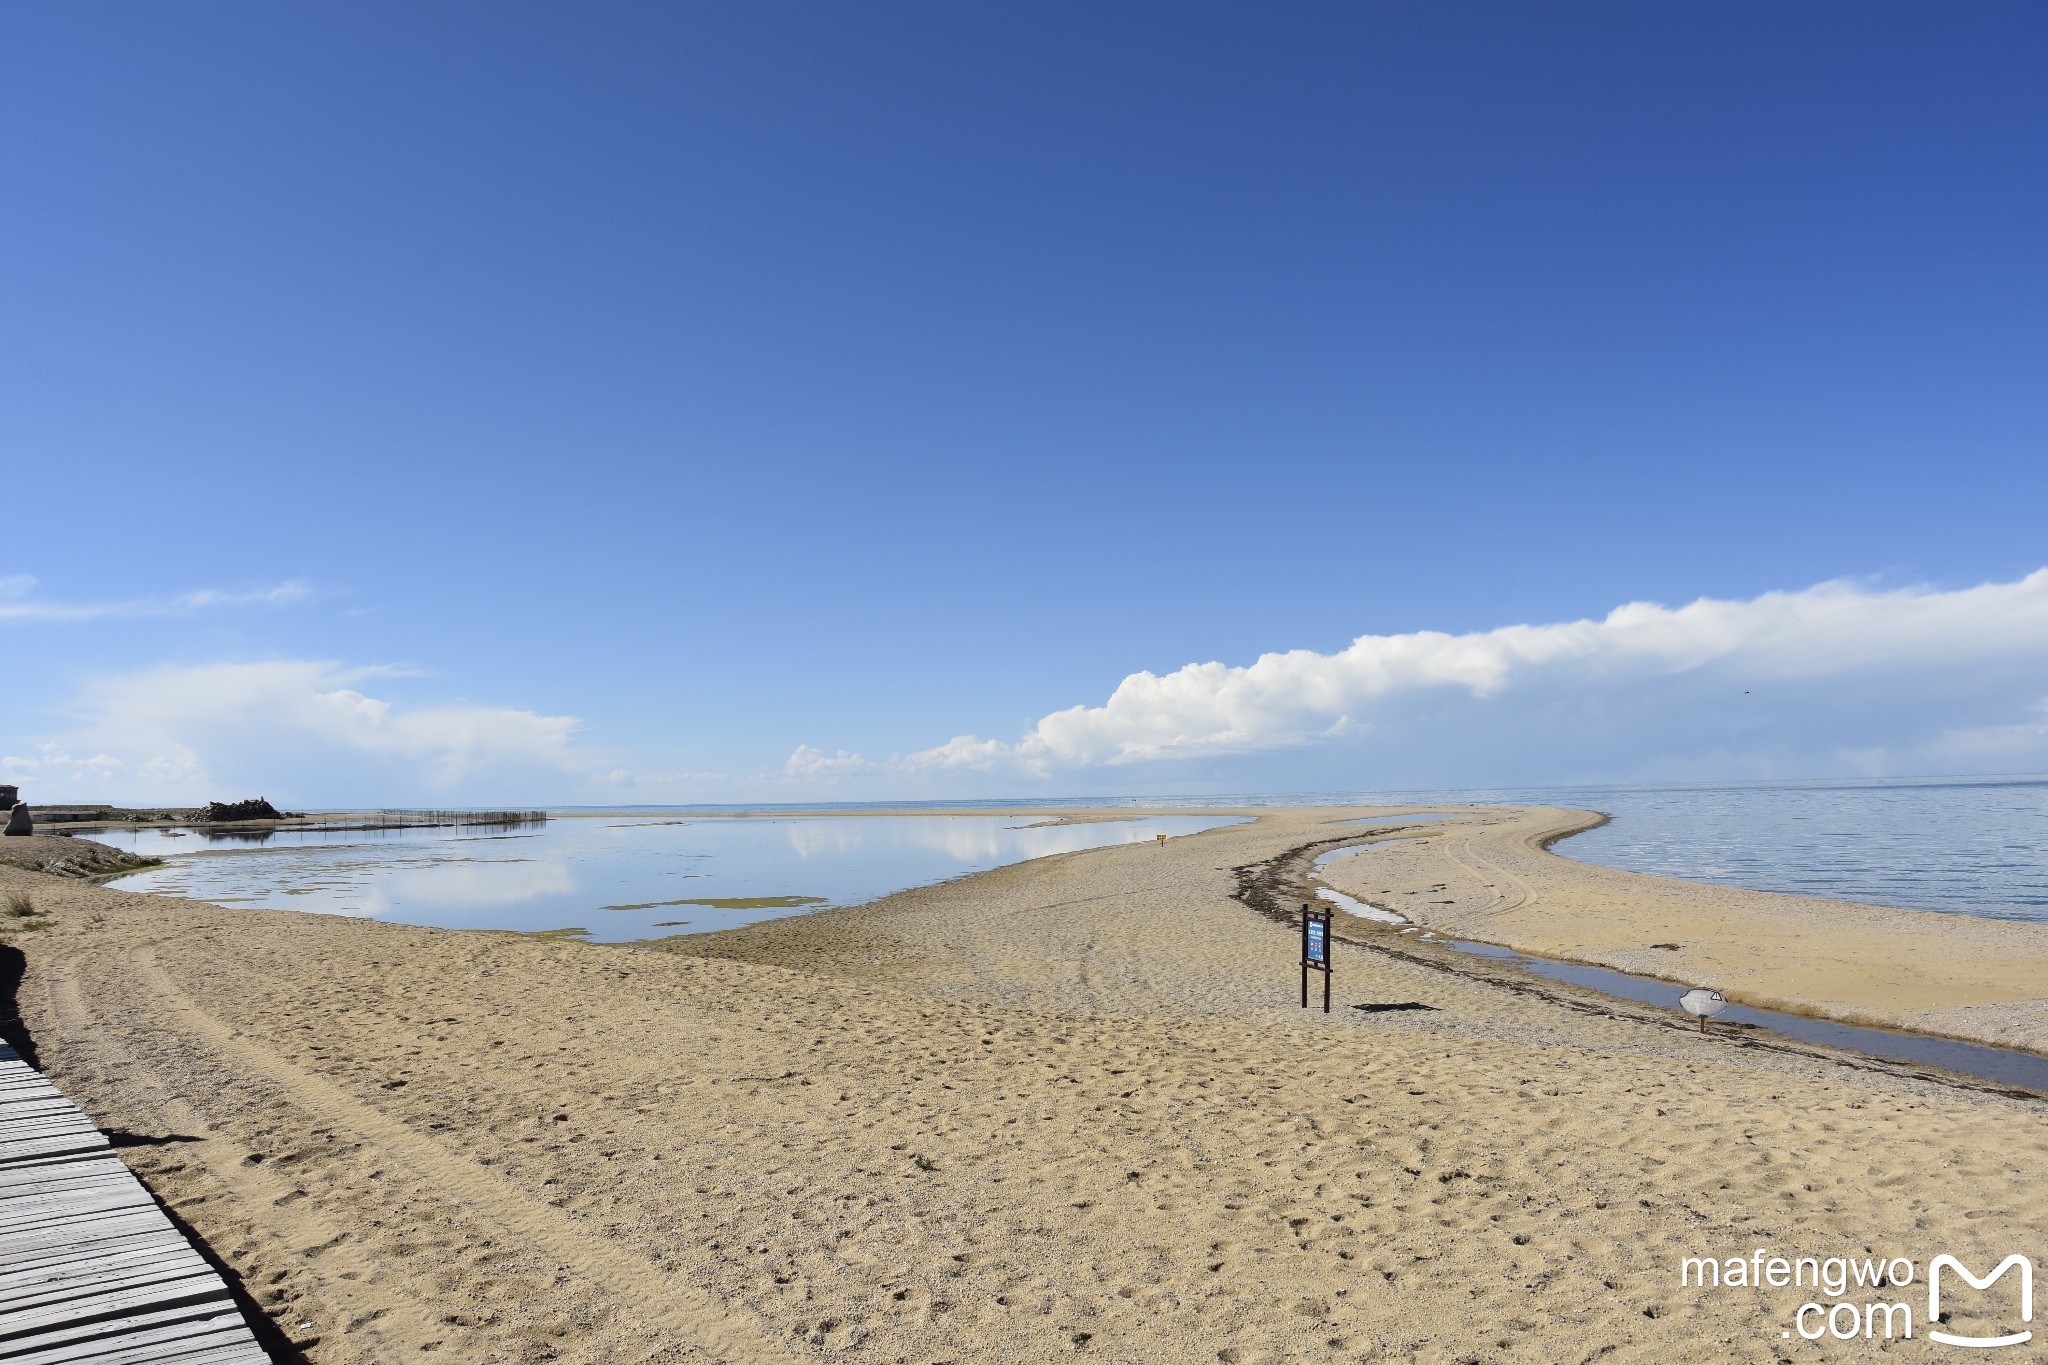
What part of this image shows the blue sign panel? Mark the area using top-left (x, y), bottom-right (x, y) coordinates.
top-left (1306, 918), bottom-right (1327, 963)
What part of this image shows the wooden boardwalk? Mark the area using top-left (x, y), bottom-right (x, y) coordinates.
top-left (0, 1040), bottom-right (268, 1363)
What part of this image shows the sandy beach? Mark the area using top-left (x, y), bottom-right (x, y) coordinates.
top-left (3, 805), bottom-right (2044, 1362)
top-left (1311, 806), bottom-right (2048, 1052)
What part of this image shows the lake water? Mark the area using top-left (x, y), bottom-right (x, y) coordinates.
top-left (93, 814), bottom-right (1243, 942)
top-left (1128, 777), bottom-right (2047, 925)
top-left (1514, 776), bottom-right (2048, 924)
top-left (91, 778), bottom-right (2048, 934)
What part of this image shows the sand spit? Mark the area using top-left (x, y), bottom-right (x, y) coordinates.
top-left (1, 806), bottom-right (2043, 1363)
top-left (1313, 805), bottom-right (2048, 1053)
top-left (553, 807), bottom-right (1148, 825)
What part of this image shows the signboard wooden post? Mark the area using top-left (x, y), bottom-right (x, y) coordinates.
top-left (1301, 903), bottom-right (1333, 1013)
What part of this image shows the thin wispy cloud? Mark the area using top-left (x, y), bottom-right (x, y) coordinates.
top-left (789, 569), bottom-right (2048, 783)
top-left (0, 576), bottom-right (314, 623)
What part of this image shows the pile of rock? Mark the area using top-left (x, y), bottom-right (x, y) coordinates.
top-left (201, 798), bottom-right (288, 822)
top-left (1, 786), bottom-right (28, 837)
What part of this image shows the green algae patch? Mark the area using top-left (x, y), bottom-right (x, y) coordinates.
top-left (503, 926), bottom-right (592, 940)
top-left (602, 895), bottom-right (826, 912)
top-left (677, 895), bottom-right (827, 910)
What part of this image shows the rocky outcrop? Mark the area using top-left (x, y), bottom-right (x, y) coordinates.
top-left (0, 834), bottom-right (158, 879)
top-left (2, 806), bottom-right (29, 837)
top-left (201, 798), bottom-right (286, 822)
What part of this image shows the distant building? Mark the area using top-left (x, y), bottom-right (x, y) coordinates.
top-left (0, 786), bottom-right (16, 811)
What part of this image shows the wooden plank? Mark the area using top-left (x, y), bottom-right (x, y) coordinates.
top-left (0, 1195), bottom-right (163, 1233)
top-left (0, 1153), bottom-right (122, 1180)
top-left (0, 1229), bottom-right (201, 1275)
top-left (0, 1157), bottom-right (131, 1184)
top-left (0, 1224), bottom-right (174, 1266)
top-left (0, 1193), bottom-right (174, 1235)
top-left (0, 1115), bottom-right (98, 1133)
top-left (0, 1232), bottom-right (189, 1278)
top-left (0, 1054), bottom-right (265, 1363)
top-left (0, 1136), bottom-right (110, 1165)
top-left (142, 1342), bottom-right (274, 1365)
top-left (156, 1343), bottom-right (271, 1364)
top-left (0, 1189), bottom-right (157, 1234)
top-left (0, 1243), bottom-right (207, 1301)
top-left (0, 1245), bottom-right (210, 1306)
top-left (0, 1117), bottom-right (99, 1137)
top-left (0, 1121), bottom-right (96, 1143)
top-left (0, 1112), bottom-right (98, 1128)
top-left (0, 1127), bottom-right (106, 1149)
top-left (0, 1208), bottom-right (181, 1246)
top-left (0, 1272), bottom-right (229, 1342)
top-left (0, 1203), bottom-right (161, 1241)
top-left (0, 1175), bottom-right (139, 1208)
top-left (0, 1261), bottom-right (217, 1319)
top-left (0, 1173), bottom-right (136, 1206)
top-left (0, 1213), bottom-right (178, 1260)
top-left (0, 1317), bottom-right (258, 1364)
top-left (0, 1301), bottom-right (250, 1363)
top-left (0, 1267), bottom-right (231, 1337)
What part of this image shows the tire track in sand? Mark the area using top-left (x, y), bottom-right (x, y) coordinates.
top-left (43, 957), bottom-right (413, 1363)
top-left (120, 941), bottom-right (799, 1365)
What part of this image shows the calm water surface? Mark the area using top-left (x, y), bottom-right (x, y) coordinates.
top-left (1146, 777), bottom-right (2047, 924)
top-left (96, 814), bottom-right (1243, 941)
top-left (1531, 777), bottom-right (2048, 923)
top-left (88, 777), bottom-right (2048, 936)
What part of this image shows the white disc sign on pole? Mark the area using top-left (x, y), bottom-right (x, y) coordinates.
top-left (1679, 987), bottom-right (1727, 1033)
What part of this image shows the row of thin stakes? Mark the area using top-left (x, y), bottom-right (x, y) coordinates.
top-left (350, 809), bottom-right (548, 829)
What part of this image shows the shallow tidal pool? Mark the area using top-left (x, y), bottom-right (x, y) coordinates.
top-left (94, 812), bottom-right (1243, 941)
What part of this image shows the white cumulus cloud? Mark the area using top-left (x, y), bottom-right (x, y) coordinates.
top-left (4, 661), bottom-right (584, 804)
top-left (784, 745), bottom-right (874, 778)
top-left (787, 570), bottom-right (2048, 784)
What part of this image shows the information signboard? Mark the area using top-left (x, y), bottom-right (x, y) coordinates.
top-left (1300, 903), bottom-right (1333, 1013)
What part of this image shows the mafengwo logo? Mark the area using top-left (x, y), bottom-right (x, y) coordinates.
top-left (1928, 1255), bottom-right (2031, 1349)
top-left (1679, 1249), bottom-right (2033, 1345)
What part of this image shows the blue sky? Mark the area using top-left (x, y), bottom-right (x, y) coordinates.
top-left (4, 2), bottom-right (2045, 806)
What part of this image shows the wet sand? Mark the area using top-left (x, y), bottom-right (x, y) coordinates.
top-left (1, 806), bottom-right (2042, 1362)
top-left (1313, 805), bottom-right (2048, 1052)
